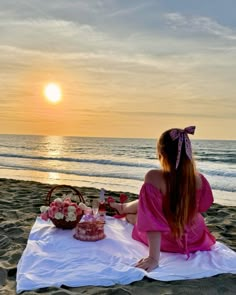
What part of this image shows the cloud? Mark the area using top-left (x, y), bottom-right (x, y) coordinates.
top-left (164, 12), bottom-right (236, 40)
top-left (107, 2), bottom-right (153, 17)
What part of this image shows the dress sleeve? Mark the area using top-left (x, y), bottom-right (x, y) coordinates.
top-left (136, 183), bottom-right (170, 233)
top-left (198, 174), bottom-right (214, 213)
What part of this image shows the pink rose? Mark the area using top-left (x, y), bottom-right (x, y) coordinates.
top-left (40, 212), bottom-right (49, 221)
top-left (54, 201), bottom-right (63, 208)
top-left (48, 205), bottom-right (59, 218)
top-left (63, 200), bottom-right (71, 207)
top-left (62, 207), bottom-right (68, 216)
top-left (76, 207), bottom-right (82, 216)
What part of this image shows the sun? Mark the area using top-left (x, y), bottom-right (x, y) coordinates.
top-left (44, 83), bottom-right (62, 104)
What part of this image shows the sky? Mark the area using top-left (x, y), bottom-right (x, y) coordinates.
top-left (0, 0), bottom-right (236, 140)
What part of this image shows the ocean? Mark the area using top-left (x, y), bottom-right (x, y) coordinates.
top-left (0, 134), bottom-right (235, 206)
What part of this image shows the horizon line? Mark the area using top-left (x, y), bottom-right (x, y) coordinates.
top-left (0, 133), bottom-right (235, 141)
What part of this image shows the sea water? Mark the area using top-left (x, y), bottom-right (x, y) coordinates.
top-left (0, 134), bottom-right (235, 206)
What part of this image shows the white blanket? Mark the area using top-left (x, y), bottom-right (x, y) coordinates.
top-left (16, 216), bottom-right (236, 293)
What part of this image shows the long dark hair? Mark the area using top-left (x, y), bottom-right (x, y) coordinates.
top-left (158, 129), bottom-right (197, 238)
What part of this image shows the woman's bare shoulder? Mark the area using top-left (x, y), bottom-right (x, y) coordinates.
top-left (144, 169), bottom-right (162, 181)
top-left (144, 169), bottom-right (166, 194)
top-left (144, 170), bottom-right (203, 193)
top-left (195, 172), bottom-right (203, 189)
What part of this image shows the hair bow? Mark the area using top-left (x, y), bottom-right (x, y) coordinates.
top-left (169, 126), bottom-right (196, 169)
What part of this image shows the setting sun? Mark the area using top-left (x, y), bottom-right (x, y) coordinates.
top-left (44, 83), bottom-right (62, 104)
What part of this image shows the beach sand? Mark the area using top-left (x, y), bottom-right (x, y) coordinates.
top-left (0, 178), bottom-right (235, 295)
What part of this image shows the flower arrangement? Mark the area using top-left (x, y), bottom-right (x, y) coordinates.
top-left (40, 195), bottom-right (83, 229)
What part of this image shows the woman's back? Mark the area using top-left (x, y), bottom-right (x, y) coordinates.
top-left (132, 173), bottom-right (216, 256)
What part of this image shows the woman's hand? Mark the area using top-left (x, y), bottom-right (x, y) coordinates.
top-left (136, 231), bottom-right (161, 272)
top-left (135, 256), bottom-right (159, 272)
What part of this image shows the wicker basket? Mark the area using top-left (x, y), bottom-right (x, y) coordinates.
top-left (45, 185), bottom-right (85, 229)
top-left (74, 221), bottom-right (105, 241)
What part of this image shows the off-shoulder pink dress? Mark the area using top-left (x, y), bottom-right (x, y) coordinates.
top-left (132, 174), bottom-right (216, 257)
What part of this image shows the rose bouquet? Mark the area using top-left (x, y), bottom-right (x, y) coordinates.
top-left (40, 195), bottom-right (83, 229)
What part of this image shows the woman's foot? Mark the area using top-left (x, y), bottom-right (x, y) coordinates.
top-left (108, 200), bottom-right (124, 214)
top-left (107, 196), bottom-right (126, 218)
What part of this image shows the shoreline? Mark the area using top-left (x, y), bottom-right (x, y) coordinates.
top-left (0, 178), bottom-right (235, 294)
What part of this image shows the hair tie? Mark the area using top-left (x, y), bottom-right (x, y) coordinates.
top-left (169, 126), bottom-right (195, 169)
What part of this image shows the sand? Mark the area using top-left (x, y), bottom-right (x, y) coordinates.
top-left (0, 178), bottom-right (235, 295)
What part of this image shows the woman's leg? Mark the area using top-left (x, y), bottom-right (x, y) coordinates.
top-left (126, 213), bottom-right (137, 225)
top-left (109, 199), bottom-right (138, 215)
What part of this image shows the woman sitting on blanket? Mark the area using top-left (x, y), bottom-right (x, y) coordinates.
top-left (109, 126), bottom-right (216, 272)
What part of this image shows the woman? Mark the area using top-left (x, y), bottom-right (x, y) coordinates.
top-left (109, 126), bottom-right (216, 272)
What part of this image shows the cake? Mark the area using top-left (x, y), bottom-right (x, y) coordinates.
top-left (73, 220), bottom-right (105, 241)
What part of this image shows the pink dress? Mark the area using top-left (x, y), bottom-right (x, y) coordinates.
top-left (132, 174), bottom-right (216, 257)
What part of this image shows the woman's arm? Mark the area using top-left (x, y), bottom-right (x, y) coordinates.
top-left (135, 231), bottom-right (161, 272)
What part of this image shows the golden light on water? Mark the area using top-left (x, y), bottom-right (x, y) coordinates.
top-left (44, 83), bottom-right (62, 104)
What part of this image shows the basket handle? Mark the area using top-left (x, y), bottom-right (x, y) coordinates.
top-left (45, 185), bottom-right (85, 206)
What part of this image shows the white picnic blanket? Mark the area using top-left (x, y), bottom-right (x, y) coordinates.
top-left (16, 216), bottom-right (236, 293)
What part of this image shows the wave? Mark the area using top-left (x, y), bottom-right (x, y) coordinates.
top-left (0, 163), bottom-right (144, 181)
top-left (198, 168), bottom-right (236, 178)
top-left (0, 143), bottom-right (35, 150)
top-left (0, 163), bottom-right (235, 193)
top-left (0, 153), bottom-right (236, 177)
top-left (0, 153), bottom-right (155, 168)
top-left (209, 183), bottom-right (236, 193)
top-left (195, 155), bottom-right (236, 164)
